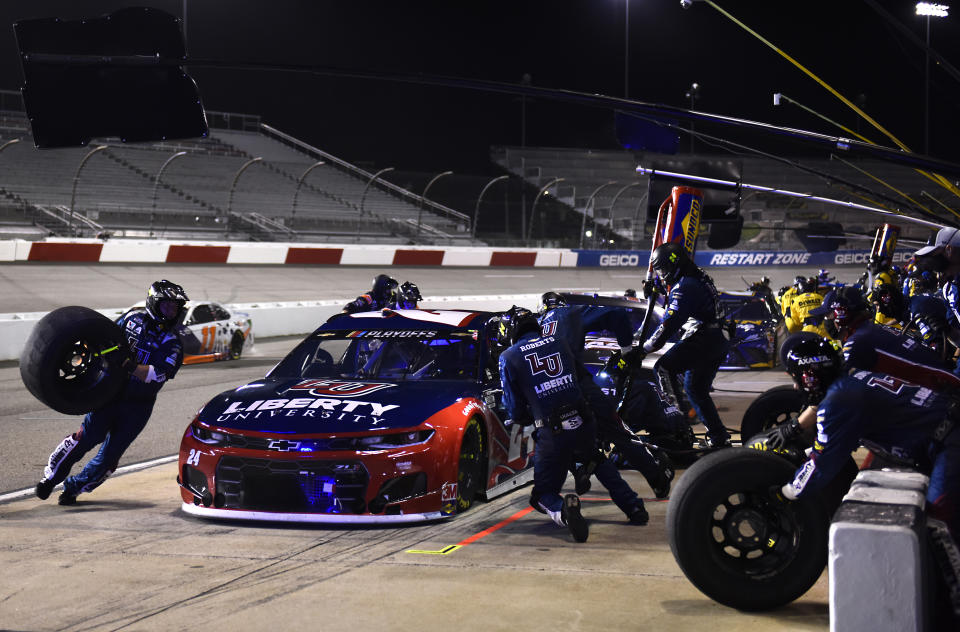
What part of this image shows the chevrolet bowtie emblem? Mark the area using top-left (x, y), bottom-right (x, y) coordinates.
top-left (268, 439), bottom-right (301, 452)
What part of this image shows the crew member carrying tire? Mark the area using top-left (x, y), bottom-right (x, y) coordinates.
top-left (777, 334), bottom-right (960, 539)
top-left (34, 280), bottom-right (188, 505)
top-left (497, 307), bottom-right (650, 542)
top-left (630, 242), bottom-right (732, 448)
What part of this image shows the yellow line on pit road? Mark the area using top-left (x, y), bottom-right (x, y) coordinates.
top-left (405, 505), bottom-right (534, 555)
top-left (405, 545), bottom-right (462, 555)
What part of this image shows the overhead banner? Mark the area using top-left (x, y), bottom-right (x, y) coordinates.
top-left (574, 249), bottom-right (916, 268)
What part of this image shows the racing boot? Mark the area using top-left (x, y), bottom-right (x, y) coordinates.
top-left (58, 491), bottom-right (77, 506)
top-left (561, 494), bottom-right (589, 542)
top-left (35, 479), bottom-right (54, 500)
top-left (648, 446), bottom-right (675, 499)
top-left (627, 501), bottom-right (649, 525)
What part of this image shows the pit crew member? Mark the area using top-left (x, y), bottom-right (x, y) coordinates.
top-left (777, 334), bottom-right (959, 539)
top-left (498, 308), bottom-right (650, 542)
top-left (539, 292), bottom-right (673, 498)
top-left (35, 280), bottom-right (187, 505)
top-left (631, 242), bottom-right (732, 448)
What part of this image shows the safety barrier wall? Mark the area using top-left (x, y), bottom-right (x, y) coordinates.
top-left (0, 238), bottom-right (914, 268)
top-left (0, 294), bottom-right (543, 362)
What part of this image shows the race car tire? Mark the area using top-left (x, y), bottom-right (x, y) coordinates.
top-left (740, 385), bottom-right (804, 440)
top-left (20, 306), bottom-right (130, 415)
top-left (667, 448), bottom-right (831, 611)
top-left (229, 332), bottom-right (244, 360)
top-left (456, 417), bottom-right (485, 513)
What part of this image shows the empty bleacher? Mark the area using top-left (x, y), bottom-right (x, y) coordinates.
top-left (0, 103), bottom-right (480, 245)
top-left (492, 145), bottom-right (946, 249)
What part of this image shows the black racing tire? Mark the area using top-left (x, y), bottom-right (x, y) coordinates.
top-left (19, 306), bottom-right (130, 415)
top-left (229, 332), bottom-right (244, 360)
top-left (740, 385), bottom-right (804, 440)
top-left (667, 448), bottom-right (831, 611)
top-left (456, 417), bottom-right (485, 513)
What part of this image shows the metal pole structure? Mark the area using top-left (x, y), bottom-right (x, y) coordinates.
top-left (624, 0), bottom-right (629, 99)
top-left (151, 150), bottom-right (188, 237)
top-left (473, 174), bottom-right (509, 239)
top-left (580, 181), bottom-right (618, 249)
top-left (0, 138), bottom-right (20, 153)
top-left (360, 167), bottom-right (394, 216)
top-left (360, 167), bottom-right (394, 240)
top-left (227, 156), bottom-right (262, 236)
top-left (925, 14), bottom-right (931, 154)
top-left (417, 170), bottom-right (453, 239)
top-left (69, 145), bottom-right (108, 237)
top-left (605, 182), bottom-right (642, 248)
top-left (291, 160), bottom-right (325, 226)
top-left (527, 177), bottom-right (564, 247)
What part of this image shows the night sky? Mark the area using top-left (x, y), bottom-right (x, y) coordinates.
top-left (2, 1), bottom-right (960, 176)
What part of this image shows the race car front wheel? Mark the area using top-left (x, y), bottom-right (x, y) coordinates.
top-left (230, 332), bottom-right (244, 360)
top-left (20, 306), bottom-right (130, 415)
top-left (740, 385), bottom-right (804, 440)
top-left (667, 448), bottom-right (830, 611)
top-left (456, 418), bottom-right (485, 513)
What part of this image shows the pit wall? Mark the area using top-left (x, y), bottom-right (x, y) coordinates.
top-left (0, 237), bottom-right (914, 362)
top-left (0, 238), bottom-right (914, 268)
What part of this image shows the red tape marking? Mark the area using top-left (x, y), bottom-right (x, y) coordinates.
top-left (456, 505), bottom-right (535, 546)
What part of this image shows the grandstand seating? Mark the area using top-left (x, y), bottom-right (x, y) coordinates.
top-left (0, 106), bottom-right (479, 245)
top-left (492, 145), bottom-right (942, 249)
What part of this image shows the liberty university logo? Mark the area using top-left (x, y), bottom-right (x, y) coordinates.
top-left (524, 351), bottom-right (563, 378)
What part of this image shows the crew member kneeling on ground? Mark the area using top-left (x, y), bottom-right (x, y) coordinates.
top-left (35, 280), bottom-right (188, 505)
top-left (498, 308), bottom-right (650, 542)
top-left (777, 334), bottom-right (960, 540)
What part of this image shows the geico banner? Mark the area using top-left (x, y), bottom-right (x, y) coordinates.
top-left (575, 250), bottom-right (649, 267)
top-left (577, 249), bottom-right (916, 267)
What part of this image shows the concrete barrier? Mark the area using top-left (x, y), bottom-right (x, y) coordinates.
top-left (830, 469), bottom-right (930, 632)
top-left (0, 294), bottom-right (542, 363)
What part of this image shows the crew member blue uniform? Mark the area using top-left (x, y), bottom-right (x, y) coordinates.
top-left (779, 335), bottom-right (960, 539)
top-left (642, 242), bottom-right (731, 447)
top-left (498, 310), bottom-right (648, 536)
top-left (35, 281), bottom-right (187, 505)
top-left (783, 370), bottom-right (959, 536)
top-left (539, 295), bottom-right (672, 497)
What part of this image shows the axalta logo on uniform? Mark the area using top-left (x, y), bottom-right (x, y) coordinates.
top-left (599, 254), bottom-right (640, 267)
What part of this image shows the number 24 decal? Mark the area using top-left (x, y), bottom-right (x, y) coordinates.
top-left (867, 374), bottom-right (907, 395)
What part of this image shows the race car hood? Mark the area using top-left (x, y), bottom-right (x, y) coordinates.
top-left (197, 377), bottom-right (476, 434)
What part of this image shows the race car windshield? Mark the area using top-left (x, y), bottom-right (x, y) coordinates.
top-left (268, 333), bottom-right (480, 381)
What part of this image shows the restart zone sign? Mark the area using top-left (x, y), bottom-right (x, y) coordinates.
top-left (574, 249), bottom-right (916, 268)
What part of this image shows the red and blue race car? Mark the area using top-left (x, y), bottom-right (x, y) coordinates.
top-left (177, 308), bottom-right (534, 524)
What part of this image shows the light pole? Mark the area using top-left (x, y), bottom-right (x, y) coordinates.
top-left (624, 0), bottom-right (630, 98)
top-left (417, 170), bottom-right (453, 239)
top-left (473, 175), bottom-right (509, 239)
top-left (527, 177), bottom-right (564, 246)
top-left (606, 182), bottom-right (643, 248)
top-left (151, 150), bottom-right (187, 237)
top-left (70, 145), bottom-right (108, 237)
top-left (685, 82), bottom-right (700, 153)
top-left (227, 157), bottom-right (262, 234)
top-left (361, 167), bottom-right (394, 216)
top-left (916, 3), bottom-right (950, 154)
top-left (580, 181), bottom-right (618, 249)
top-left (291, 160), bottom-right (325, 227)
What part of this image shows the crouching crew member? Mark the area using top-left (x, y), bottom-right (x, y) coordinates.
top-left (35, 280), bottom-right (187, 505)
top-left (539, 292), bottom-right (672, 498)
top-left (777, 334), bottom-right (959, 539)
top-left (498, 308), bottom-right (649, 542)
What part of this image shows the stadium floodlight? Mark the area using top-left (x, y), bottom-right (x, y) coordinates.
top-left (916, 3), bottom-right (949, 17)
